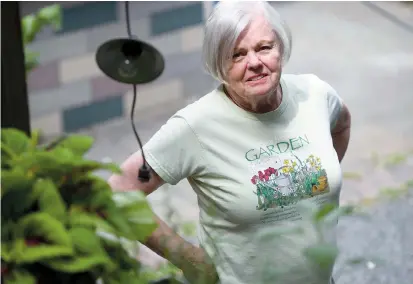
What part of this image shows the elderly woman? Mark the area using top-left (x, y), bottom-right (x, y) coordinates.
top-left (109, 1), bottom-right (351, 284)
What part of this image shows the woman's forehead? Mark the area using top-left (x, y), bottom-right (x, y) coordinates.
top-left (234, 27), bottom-right (277, 50)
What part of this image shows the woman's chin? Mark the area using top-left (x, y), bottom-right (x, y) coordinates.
top-left (246, 84), bottom-right (275, 97)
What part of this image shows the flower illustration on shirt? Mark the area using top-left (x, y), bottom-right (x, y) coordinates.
top-left (251, 154), bottom-right (330, 211)
top-left (251, 167), bottom-right (278, 184)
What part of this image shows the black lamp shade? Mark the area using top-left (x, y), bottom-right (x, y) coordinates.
top-left (95, 38), bottom-right (165, 85)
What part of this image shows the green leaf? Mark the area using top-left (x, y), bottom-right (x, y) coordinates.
top-left (68, 210), bottom-right (99, 228)
top-left (33, 178), bottom-right (67, 220)
top-left (18, 212), bottom-right (71, 245)
top-left (12, 244), bottom-right (74, 264)
top-left (10, 151), bottom-right (60, 177)
top-left (69, 227), bottom-right (106, 255)
top-left (21, 15), bottom-right (42, 44)
top-left (72, 175), bottom-right (115, 210)
top-left (61, 155), bottom-right (121, 175)
top-left (10, 212), bottom-right (73, 263)
top-left (112, 191), bottom-right (158, 241)
top-left (24, 48), bottom-right (39, 73)
top-left (1, 128), bottom-right (31, 157)
top-left (50, 146), bottom-right (76, 161)
top-left (2, 242), bottom-right (12, 261)
top-left (42, 226), bottom-right (116, 273)
top-left (105, 210), bottom-right (134, 239)
top-left (1, 178), bottom-right (37, 221)
top-left (98, 162), bottom-right (122, 174)
top-left (21, 5), bottom-right (61, 45)
top-left (140, 262), bottom-right (183, 282)
top-left (42, 135), bottom-right (69, 151)
top-left (3, 269), bottom-right (36, 284)
top-left (44, 255), bottom-right (114, 273)
top-left (89, 188), bottom-right (114, 210)
top-left (11, 150), bottom-right (120, 182)
top-left (112, 191), bottom-right (148, 208)
top-left (0, 168), bottom-right (34, 197)
top-left (304, 243), bottom-right (338, 270)
top-left (104, 270), bottom-right (147, 284)
top-left (313, 203), bottom-right (337, 223)
top-left (68, 207), bottom-right (121, 238)
top-left (322, 205), bottom-right (356, 225)
top-left (37, 4), bottom-right (62, 31)
top-left (99, 236), bottom-right (141, 272)
top-left (30, 129), bottom-right (41, 147)
top-left (54, 135), bottom-right (94, 156)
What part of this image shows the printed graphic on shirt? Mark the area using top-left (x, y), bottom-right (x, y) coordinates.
top-left (245, 135), bottom-right (330, 211)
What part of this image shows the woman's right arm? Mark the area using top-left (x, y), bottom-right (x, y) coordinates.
top-left (108, 151), bottom-right (218, 284)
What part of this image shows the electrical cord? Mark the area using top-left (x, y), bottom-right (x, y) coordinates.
top-left (124, 1), bottom-right (150, 182)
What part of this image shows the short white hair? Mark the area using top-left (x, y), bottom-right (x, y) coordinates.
top-left (202, 1), bottom-right (292, 83)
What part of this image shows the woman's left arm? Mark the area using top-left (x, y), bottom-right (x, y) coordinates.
top-left (331, 104), bottom-right (351, 162)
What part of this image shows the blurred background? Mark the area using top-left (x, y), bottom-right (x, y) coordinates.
top-left (9, 1), bottom-right (413, 283)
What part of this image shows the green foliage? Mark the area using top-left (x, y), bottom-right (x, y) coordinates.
top-left (1, 128), bottom-right (158, 284)
top-left (141, 263), bottom-right (184, 283)
top-left (21, 5), bottom-right (62, 74)
top-left (344, 150), bottom-right (413, 207)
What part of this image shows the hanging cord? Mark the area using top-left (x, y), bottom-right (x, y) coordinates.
top-left (125, 1), bottom-right (132, 37)
top-left (124, 1), bottom-right (150, 181)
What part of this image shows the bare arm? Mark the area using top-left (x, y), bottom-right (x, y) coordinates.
top-left (331, 104), bottom-right (351, 162)
top-left (108, 151), bottom-right (165, 194)
top-left (108, 151), bottom-right (218, 283)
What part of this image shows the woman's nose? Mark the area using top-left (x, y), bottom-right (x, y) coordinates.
top-left (247, 52), bottom-right (261, 68)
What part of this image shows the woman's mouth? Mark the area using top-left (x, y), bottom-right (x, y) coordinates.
top-left (248, 74), bottom-right (267, 81)
top-left (247, 74), bottom-right (268, 84)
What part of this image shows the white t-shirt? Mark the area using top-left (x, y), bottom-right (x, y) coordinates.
top-left (143, 74), bottom-right (344, 284)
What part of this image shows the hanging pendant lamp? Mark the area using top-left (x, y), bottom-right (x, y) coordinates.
top-left (95, 37), bottom-right (165, 85)
top-left (94, 1), bottom-right (165, 182)
top-left (95, 0), bottom-right (165, 85)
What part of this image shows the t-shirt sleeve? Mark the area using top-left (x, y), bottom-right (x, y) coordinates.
top-left (326, 83), bottom-right (344, 130)
top-left (142, 116), bottom-right (204, 185)
top-left (306, 74), bottom-right (344, 130)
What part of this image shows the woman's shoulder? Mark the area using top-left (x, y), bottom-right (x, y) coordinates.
top-left (173, 86), bottom-right (227, 123)
top-left (282, 73), bottom-right (334, 91)
top-left (282, 73), bottom-right (338, 101)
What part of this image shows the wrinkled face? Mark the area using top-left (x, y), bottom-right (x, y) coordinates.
top-left (225, 15), bottom-right (282, 99)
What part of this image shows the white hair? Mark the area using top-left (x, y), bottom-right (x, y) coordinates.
top-left (202, 1), bottom-right (292, 83)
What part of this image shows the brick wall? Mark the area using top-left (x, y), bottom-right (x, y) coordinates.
top-left (24, 1), bottom-right (218, 136)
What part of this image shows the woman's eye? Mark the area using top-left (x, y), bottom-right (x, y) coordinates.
top-left (260, 46), bottom-right (271, 50)
top-left (232, 53), bottom-right (241, 59)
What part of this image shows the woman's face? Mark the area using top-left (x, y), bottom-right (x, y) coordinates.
top-left (225, 15), bottom-right (282, 100)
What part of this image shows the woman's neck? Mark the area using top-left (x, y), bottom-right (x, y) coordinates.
top-left (224, 84), bottom-right (283, 114)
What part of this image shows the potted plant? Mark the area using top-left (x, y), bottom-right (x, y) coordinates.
top-left (0, 128), bottom-right (173, 283)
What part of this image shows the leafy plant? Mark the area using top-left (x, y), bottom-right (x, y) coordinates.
top-left (21, 4), bottom-right (62, 74)
top-left (1, 128), bottom-right (159, 284)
